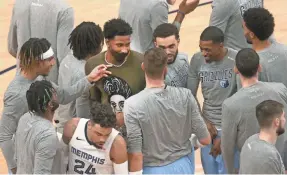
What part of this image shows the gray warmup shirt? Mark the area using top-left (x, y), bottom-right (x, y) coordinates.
top-left (119, 0), bottom-right (176, 53)
top-left (56, 53), bottom-right (90, 132)
top-left (210, 0), bottom-right (249, 51)
top-left (258, 42), bottom-right (287, 88)
top-left (240, 134), bottom-right (285, 174)
top-left (8, 0), bottom-right (74, 84)
top-left (165, 52), bottom-right (189, 88)
top-left (15, 112), bottom-right (63, 174)
top-left (0, 74), bottom-right (92, 170)
top-left (221, 81), bottom-right (287, 173)
top-left (124, 86), bottom-right (209, 166)
top-left (187, 48), bottom-right (238, 128)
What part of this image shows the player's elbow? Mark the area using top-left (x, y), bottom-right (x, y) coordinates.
top-left (199, 135), bottom-right (211, 146)
top-left (8, 47), bottom-right (17, 58)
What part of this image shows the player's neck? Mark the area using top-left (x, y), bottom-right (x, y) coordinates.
top-left (240, 75), bottom-right (258, 88)
top-left (20, 70), bottom-right (38, 81)
top-left (145, 77), bottom-right (165, 89)
top-left (217, 47), bottom-right (228, 61)
top-left (252, 39), bottom-right (271, 52)
top-left (43, 111), bottom-right (54, 122)
top-left (259, 129), bottom-right (277, 145)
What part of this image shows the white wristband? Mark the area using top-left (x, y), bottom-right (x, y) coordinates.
top-left (113, 161), bottom-right (128, 174)
top-left (129, 170), bottom-right (143, 175)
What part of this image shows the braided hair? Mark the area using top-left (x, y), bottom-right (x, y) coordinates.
top-left (26, 80), bottom-right (55, 115)
top-left (68, 21), bottom-right (104, 60)
top-left (19, 38), bottom-right (51, 71)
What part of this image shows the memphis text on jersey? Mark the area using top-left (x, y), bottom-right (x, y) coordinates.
top-left (71, 146), bottom-right (105, 165)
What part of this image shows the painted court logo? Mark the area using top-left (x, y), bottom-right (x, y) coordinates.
top-left (220, 79), bottom-right (229, 88)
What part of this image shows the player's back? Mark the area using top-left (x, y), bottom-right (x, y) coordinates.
top-left (13, 0), bottom-right (72, 55)
top-left (223, 81), bottom-right (286, 153)
top-left (68, 118), bottom-right (119, 174)
top-left (258, 42), bottom-right (287, 88)
top-left (240, 134), bottom-right (285, 174)
top-left (119, 0), bottom-right (168, 53)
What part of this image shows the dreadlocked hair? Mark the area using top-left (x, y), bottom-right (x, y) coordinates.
top-left (26, 80), bottom-right (55, 115)
top-left (19, 38), bottom-right (51, 71)
top-left (68, 22), bottom-right (104, 60)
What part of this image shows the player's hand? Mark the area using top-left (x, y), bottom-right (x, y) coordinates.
top-left (178, 0), bottom-right (200, 15)
top-left (87, 64), bottom-right (112, 83)
top-left (167, 0), bottom-right (176, 5)
top-left (11, 167), bottom-right (17, 174)
top-left (205, 120), bottom-right (217, 139)
top-left (210, 138), bottom-right (221, 157)
top-left (116, 112), bottom-right (125, 127)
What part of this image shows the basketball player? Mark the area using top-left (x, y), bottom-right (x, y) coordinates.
top-left (240, 100), bottom-right (286, 174)
top-left (62, 103), bottom-right (128, 174)
top-left (0, 38), bottom-right (111, 174)
top-left (221, 48), bottom-right (287, 173)
top-left (124, 48), bottom-right (211, 174)
top-left (8, 0), bottom-right (74, 84)
top-left (56, 22), bottom-right (104, 133)
top-left (187, 26), bottom-right (238, 174)
top-left (243, 8), bottom-right (287, 87)
top-left (85, 18), bottom-right (146, 140)
top-left (209, 0), bottom-right (248, 51)
top-left (15, 80), bottom-right (64, 174)
top-left (119, 0), bottom-right (199, 53)
top-left (153, 23), bottom-right (189, 88)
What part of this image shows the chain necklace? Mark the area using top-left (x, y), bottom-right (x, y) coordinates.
top-left (104, 52), bottom-right (128, 68)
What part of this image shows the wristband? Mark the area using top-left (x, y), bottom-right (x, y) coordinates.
top-left (177, 10), bottom-right (185, 17)
top-left (129, 170), bottom-right (143, 175)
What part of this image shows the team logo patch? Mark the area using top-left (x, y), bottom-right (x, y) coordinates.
top-left (220, 79), bottom-right (229, 88)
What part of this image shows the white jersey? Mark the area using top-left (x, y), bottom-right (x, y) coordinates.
top-left (68, 118), bottom-right (119, 174)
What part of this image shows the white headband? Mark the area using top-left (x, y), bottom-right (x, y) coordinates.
top-left (41, 47), bottom-right (54, 60)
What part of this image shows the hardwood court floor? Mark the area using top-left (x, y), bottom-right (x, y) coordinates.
top-left (0, 0), bottom-right (286, 173)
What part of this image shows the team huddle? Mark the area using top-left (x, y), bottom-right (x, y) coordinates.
top-left (0, 0), bottom-right (287, 174)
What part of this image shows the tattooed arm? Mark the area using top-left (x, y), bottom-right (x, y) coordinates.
top-left (62, 118), bottom-right (81, 145)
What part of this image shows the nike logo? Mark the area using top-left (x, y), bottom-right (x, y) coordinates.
top-left (76, 137), bottom-right (84, 141)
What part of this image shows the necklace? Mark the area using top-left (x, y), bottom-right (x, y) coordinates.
top-left (104, 52), bottom-right (128, 68)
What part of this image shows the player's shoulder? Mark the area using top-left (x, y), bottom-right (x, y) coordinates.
top-left (112, 134), bottom-right (126, 149)
top-left (222, 91), bottom-right (244, 110)
top-left (85, 52), bottom-right (105, 73)
top-left (226, 47), bottom-right (238, 61)
top-left (176, 52), bottom-right (189, 62)
top-left (129, 50), bottom-right (144, 63)
top-left (190, 51), bottom-right (204, 64)
top-left (124, 90), bottom-right (145, 107)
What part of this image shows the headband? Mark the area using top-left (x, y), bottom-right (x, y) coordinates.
top-left (41, 47), bottom-right (54, 60)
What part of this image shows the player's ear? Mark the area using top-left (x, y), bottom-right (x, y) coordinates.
top-left (258, 64), bottom-right (262, 72)
top-left (141, 62), bottom-right (145, 71)
top-left (234, 66), bottom-right (239, 74)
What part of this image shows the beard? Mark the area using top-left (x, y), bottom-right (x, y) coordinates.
top-left (276, 126), bottom-right (285, 136)
top-left (110, 49), bottom-right (129, 63)
top-left (167, 50), bottom-right (178, 65)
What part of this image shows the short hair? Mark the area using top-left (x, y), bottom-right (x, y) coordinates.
top-left (68, 22), bottom-right (104, 60)
top-left (143, 47), bottom-right (168, 79)
top-left (235, 48), bottom-right (260, 78)
top-left (19, 38), bottom-right (51, 71)
top-left (256, 100), bottom-right (284, 128)
top-left (90, 103), bottom-right (116, 128)
top-left (200, 26), bottom-right (224, 43)
top-left (103, 18), bottom-right (132, 40)
top-left (243, 8), bottom-right (275, 41)
top-left (26, 80), bottom-right (55, 114)
top-left (153, 23), bottom-right (179, 40)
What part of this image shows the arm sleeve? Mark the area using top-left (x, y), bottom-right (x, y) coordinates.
top-left (7, 5), bottom-right (18, 58)
top-left (188, 92), bottom-right (209, 140)
top-left (150, 1), bottom-right (168, 32)
top-left (0, 96), bottom-right (26, 169)
top-left (221, 102), bottom-right (237, 174)
top-left (34, 133), bottom-right (58, 174)
top-left (75, 89), bottom-right (90, 118)
top-left (209, 1), bottom-right (233, 33)
top-left (57, 8), bottom-right (74, 63)
top-left (187, 54), bottom-right (200, 97)
top-left (52, 77), bottom-right (92, 105)
top-left (124, 102), bottom-right (142, 153)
